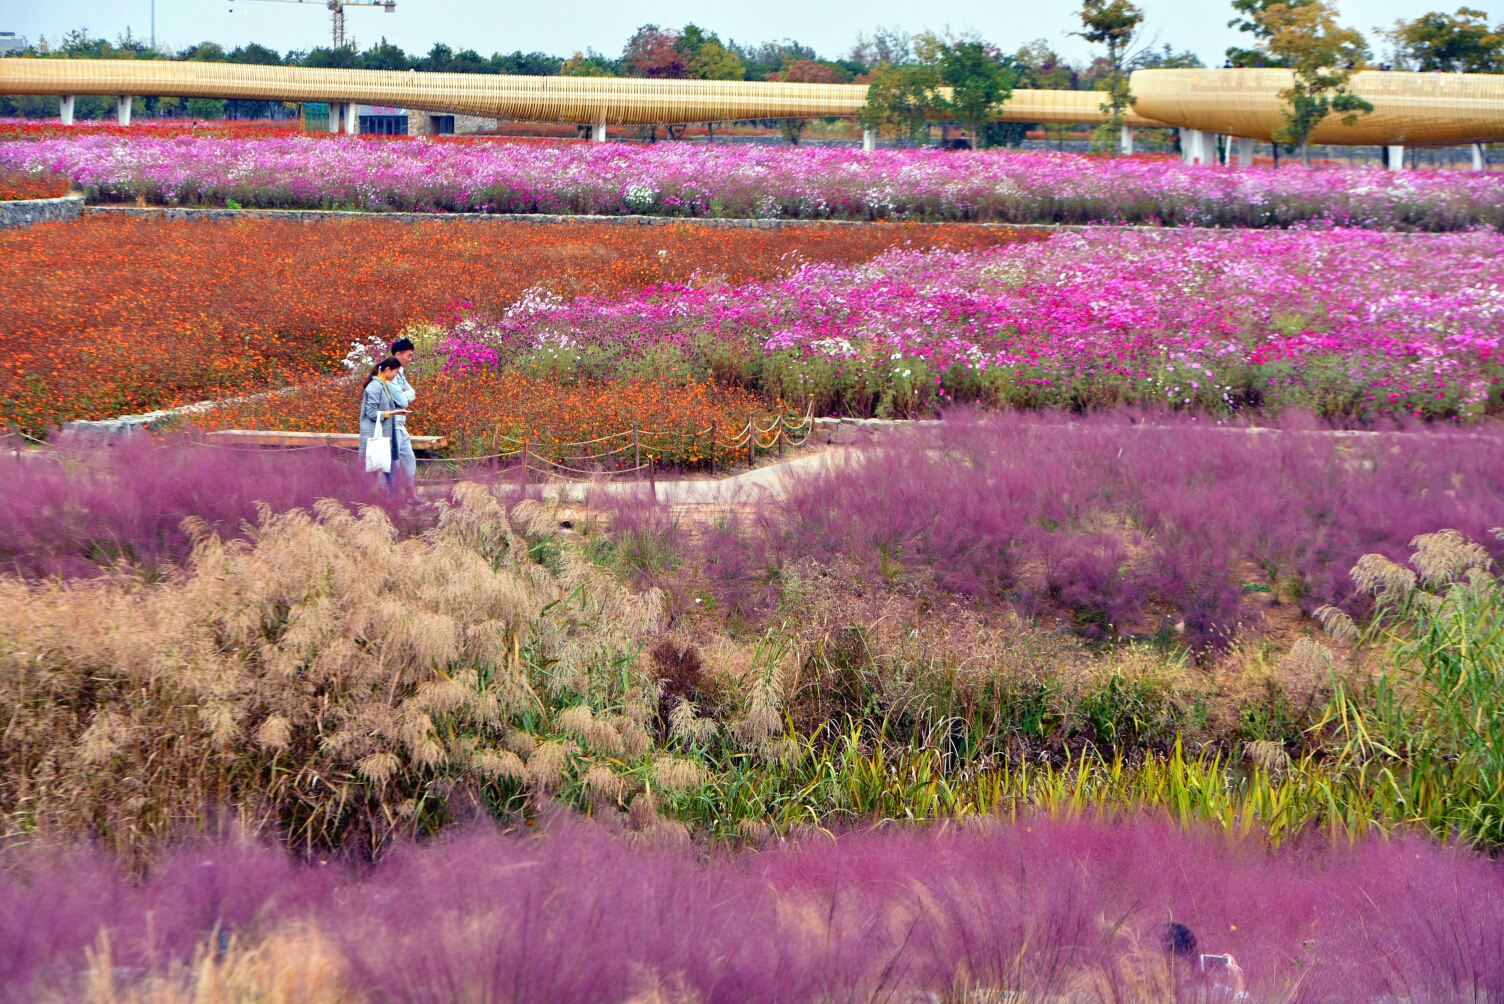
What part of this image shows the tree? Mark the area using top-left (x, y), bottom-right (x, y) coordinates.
top-left (562, 50), bottom-right (615, 77)
top-left (767, 60), bottom-right (844, 144)
top-left (927, 38), bottom-right (1015, 148)
top-left (1075, 0), bottom-right (1144, 154)
top-left (1226, 0), bottom-right (1316, 65)
top-left (688, 40), bottom-right (745, 80)
top-left (1254, 0), bottom-right (1372, 164)
top-left (858, 62), bottom-right (942, 146)
top-left (227, 42), bottom-right (283, 65)
top-left (622, 25), bottom-right (686, 78)
top-left (1129, 43), bottom-right (1205, 69)
top-left (849, 26), bottom-right (912, 67)
top-left (355, 37), bottom-right (409, 71)
top-left (1388, 8), bottom-right (1502, 72)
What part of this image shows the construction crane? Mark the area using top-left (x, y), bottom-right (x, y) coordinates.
top-left (226, 0), bottom-right (395, 50)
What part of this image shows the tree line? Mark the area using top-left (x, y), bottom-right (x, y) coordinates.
top-left (5, 3), bottom-right (1502, 156)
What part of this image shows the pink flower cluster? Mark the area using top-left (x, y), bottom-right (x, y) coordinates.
top-left (443, 228), bottom-right (1504, 419)
top-left (3, 134), bottom-right (1502, 228)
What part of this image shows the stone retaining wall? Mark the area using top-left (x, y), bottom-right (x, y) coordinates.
top-left (0, 194), bottom-right (85, 229)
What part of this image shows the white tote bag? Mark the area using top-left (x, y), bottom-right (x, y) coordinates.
top-left (365, 388), bottom-right (393, 474)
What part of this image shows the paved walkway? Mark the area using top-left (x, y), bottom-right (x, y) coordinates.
top-left (538, 447), bottom-right (861, 505)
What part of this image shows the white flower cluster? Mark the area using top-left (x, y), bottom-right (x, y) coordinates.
top-left (623, 184), bottom-right (659, 212)
top-left (504, 286), bottom-right (565, 320)
top-left (341, 335), bottom-right (390, 372)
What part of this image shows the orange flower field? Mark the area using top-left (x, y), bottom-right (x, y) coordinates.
top-left (0, 171), bottom-right (69, 200)
top-left (1, 215), bottom-right (1035, 432)
top-left (197, 373), bottom-right (786, 467)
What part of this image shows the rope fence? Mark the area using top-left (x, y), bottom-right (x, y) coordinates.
top-left (412, 399), bottom-right (815, 483)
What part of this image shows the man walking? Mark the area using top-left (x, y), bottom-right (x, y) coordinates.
top-left (390, 337), bottom-right (418, 482)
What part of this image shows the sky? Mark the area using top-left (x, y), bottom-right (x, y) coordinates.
top-left (3, 0), bottom-right (1495, 67)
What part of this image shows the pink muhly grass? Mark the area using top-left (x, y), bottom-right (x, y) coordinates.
top-left (0, 435), bottom-right (401, 578)
top-left (677, 410), bottom-right (1504, 646)
top-left (1, 818), bottom-right (1501, 1003)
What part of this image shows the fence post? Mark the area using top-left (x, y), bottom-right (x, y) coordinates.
top-left (748, 421), bottom-right (755, 468)
top-left (648, 454), bottom-right (656, 503)
top-left (519, 440), bottom-right (529, 496)
top-left (710, 422), bottom-right (717, 477)
top-left (777, 420), bottom-right (783, 457)
top-left (633, 422), bottom-right (641, 480)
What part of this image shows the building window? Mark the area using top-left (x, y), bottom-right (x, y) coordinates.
top-left (431, 115), bottom-right (455, 135)
top-left (359, 115), bottom-right (408, 135)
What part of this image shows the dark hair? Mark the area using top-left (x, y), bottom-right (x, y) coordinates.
top-left (362, 356), bottom-right (402, 390)
top-left (1160, 922), bottom-right (1198, 958)
top-left (390, 337), bottom-right (415, 355)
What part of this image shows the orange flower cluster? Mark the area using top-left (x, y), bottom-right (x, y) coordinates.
top-left (1, 215), bottom-right (1034, 432)
top-left (199, 373), bottom-right (783, 467)
top-left (0, 171), bottom-right (69, 200)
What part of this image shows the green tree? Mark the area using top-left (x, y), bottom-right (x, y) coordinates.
top-left (688, 40), bottom-right (746, 80)
top-left (355, 37), bottom-right (410, 71)
top-left (1075, 0), bottom-right (1144, 153)
top-left (1388, 8), bottom-right (1502, 72)
top-left (858, 62), bottom-right (942, 147)
top-left (1255, 0), bottom-right (1373, 164)
top-left (227, 42), bottom-right (284, 65)
top-left (917, 36), bottom-right (1015, 148)
top-left (562, 50), bottom-right (615, 77)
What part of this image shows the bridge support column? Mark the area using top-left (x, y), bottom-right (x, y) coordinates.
top-left (59, 95), bottom-right (75, 126)
top-left (1234, 136), bottom-right (1255, 166)
top-left (1181, 129), bottom-right (1217, 166)
top-left (591, 122), bottom-right (606, 142)
top-left (862, 128), bottom-right (876, 152)
top-left (1473, 142), bottom-right (1486, 171)
top-left (328, 102), bottom-right (343, 133)
top-left (1386, 144), bottom-right (1405, 171)
top-left (344, 101), bottom-right (359, 135)
top-left (116, 95), bottom-right (132, 126)
top-left (1119, 124), bottom-right (1133, 155)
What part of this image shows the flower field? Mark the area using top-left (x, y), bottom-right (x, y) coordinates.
top-left (4, 134), bottom-right (1501, 227)
top-left (447, 228), bottom-right (1504, 420)
top-left (200, 372), bottom-right (786, 466)
top-left (0, 215), bottom-right (1028, 431)
top-left (0, 118), bottom-right (302, 141)
top-left (0, 169), bottom-right (67, 200)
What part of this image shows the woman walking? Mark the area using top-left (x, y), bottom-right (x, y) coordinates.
top-left (359, 357), bottom-right (408, 490)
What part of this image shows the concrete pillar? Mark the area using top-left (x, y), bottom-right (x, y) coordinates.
top-left (1119, 124), bottom-right (1133, 155)
top-left (1473, 142), bottom-right (1486, 172)
top-left (59, 95), bottom-right (75, 126)
top-left (328, 102), bottom-right (343, 133)
top-left (344, 102), bottom-right (359, 135)
top-left (1234, 136), bottom-right (1255, 166)
top-left (862, 128), bottom-right (877, 152)
top-left (1181, 128), bottom-right (1217, 166)
top-left (115, 95), bottom-right (132, 126)
top-left (591, 122), bottom-right (607, 142)
top-left (1386, 144), bottom-right (1405, 171)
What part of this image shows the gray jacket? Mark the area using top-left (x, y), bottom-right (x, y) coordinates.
top-left (358, 377), bottom-right (401, 456)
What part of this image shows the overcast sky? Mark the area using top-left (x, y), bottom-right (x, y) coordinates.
top-left (4, 0), bottom-right (1495, 67)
